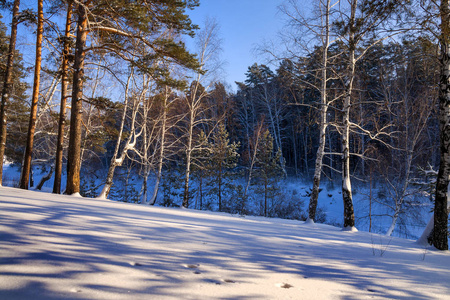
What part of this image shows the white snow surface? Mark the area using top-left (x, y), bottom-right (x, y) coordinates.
top-left (1, 186), bottom-right (450, 300)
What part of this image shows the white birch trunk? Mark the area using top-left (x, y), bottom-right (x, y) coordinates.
top-left (98, 71), bottom-right (138, 199)
top-left (148, 87), bottom-right (169, 206)
top-left (307, 0), bottom-right (332, 223)
top-left (341, 0), bottom-right (357, 229)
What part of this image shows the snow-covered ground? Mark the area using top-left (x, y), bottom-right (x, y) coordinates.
top-left (1, 186), bottom-right (449, 299)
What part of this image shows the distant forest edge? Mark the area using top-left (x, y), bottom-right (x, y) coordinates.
top-left (0, 0), bottom-right (448, 249)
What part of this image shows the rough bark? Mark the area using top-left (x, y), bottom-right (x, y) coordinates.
top-left (66, 2), bottom-right (88, 195)
top-left (53, 0), bottom-right (73, 194)
top-left (19, 0), bottom-right (43, 189)
top-left (0, 0), bottom-right (20, 186)
top-left (430, 0), bottom-right (450, 251)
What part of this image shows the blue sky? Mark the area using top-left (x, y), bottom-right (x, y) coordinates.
top-left (187, 0), bottom-right (285, 90)
top-left (2, 1), bottom-right (285, 93)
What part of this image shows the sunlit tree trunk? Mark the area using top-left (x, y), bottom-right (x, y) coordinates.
top-left (0, 0), bottom-right (20, 186)
top-left (149, 87), bottom-right (170, 205)
top-left (182, 100), bottom-right (195, 208)
top-left (19, 0), bottom-right (44, 189)
top-left (98, 70), bottom-right (142, 199)
top-left (308, 0), bottom-right (333, 223)
top-left (53, 0), bottom-right (73, 194)
top-left (341, 0), bottom-right (357, 229)
top-left (182, 19), bottom-right (220, 208)
top-left (66, 1), bottom-right (88, 195)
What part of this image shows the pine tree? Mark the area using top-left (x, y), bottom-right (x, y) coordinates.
top-left (253, 129), bottom-right (284, 217)
top-left (66, 0), bottom-right (200, 195)
top-left (53, 0), bottom-right (73, 194)
top-left (19, 0), bottom-right (44, 189)
top-left (0, 0), bottom-right (20, 186)
top-left (207, 124), bottom-right (240, 212)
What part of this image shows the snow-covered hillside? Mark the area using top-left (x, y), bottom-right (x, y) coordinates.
top-left (1, 186), bottom-right (449, 299)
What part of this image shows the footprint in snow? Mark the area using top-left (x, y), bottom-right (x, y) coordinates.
top-left (184, 264), bottom-right (199, 269)
top-left (276, 283), bottom-right (293, 289)
top-left (222, 279), bottom-right (236, 283)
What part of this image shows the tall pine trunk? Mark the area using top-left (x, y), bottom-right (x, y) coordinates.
top-left (66, 2), bottom-right (88, 195)
top-left (0, 0), bottom-right (20, 186)
top-left (53, 0), bottom-right (73, 194)
top-left (432, 0), bottom-right (450, 250)
top-left (19, 0), bottom-right (43, 189)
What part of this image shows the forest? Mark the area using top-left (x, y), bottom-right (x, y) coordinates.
top-left (0, 0), bottom-right (449, 250)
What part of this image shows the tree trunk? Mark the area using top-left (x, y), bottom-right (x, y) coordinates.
top-left (98, 71), bottom-right (137, 199)
top-left (149, 88), bottom-right (169, 205)
top-left (182, 131), bottom-right (193, 208)
top-left (0, 0), bottom-right (20, 186)
top-left (37, 165), bottom-right (54, 190)
top-left (19, 0), bottom-right (43, 189)
top-left (341, 0), bottom-right (357, 229)
top-left (140, 167), bottom-right (149, 204)
top-left (264, 176), bottom-right (268, 217)
top-left (431, 0), bottom-right (450, 250)
top-left (66, 2), bottom-right (88, 195)
top-left (148, 132), bottom-right (164, 205)
top-left (218, 164), bottom-right (223, 211)
top-left (53, 0), bottom-right (73, 194)
top-left (308, 0), bottom-right (331, 223)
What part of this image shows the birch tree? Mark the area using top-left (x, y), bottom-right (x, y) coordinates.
top-left (182, 18), bottom-right (223, 208)
top-left (97, 68), bottom-right (145, 199)
top-left (147, 86), bottom-right (175, 205)
top-left (432, 0), bottom-right (450, 250)
top-left (279, 0), bottom-right (340, 222)
top-left (335, 0), bottom-right (400, 229)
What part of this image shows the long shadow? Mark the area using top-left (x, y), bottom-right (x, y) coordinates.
top-left (1, 187), bottom-right (450, 299)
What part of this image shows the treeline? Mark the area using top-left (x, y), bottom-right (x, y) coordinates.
top-left (0, 0), bottom-right (448, 249)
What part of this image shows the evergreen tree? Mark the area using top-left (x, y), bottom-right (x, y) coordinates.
top-left (207, 124), bottom-right (240, 212)
top-left (53, 0), bottom-right (73, 194)
top-left (253, 129), bottom-right (284, 217)
top-left (66, 0), bottom-right (201, 195)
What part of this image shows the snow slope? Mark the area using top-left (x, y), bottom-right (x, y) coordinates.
top-left (1, 186), bottom-right (449, 300)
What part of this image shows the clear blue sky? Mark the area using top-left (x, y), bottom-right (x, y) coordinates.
top-left (187, 0), bottom-right (285, 90)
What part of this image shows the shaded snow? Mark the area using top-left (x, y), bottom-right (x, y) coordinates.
top-left (1, 186), bottom-right (450, 299)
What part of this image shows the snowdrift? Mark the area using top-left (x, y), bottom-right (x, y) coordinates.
top-left (1, 186), bottom-right (449, 299)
